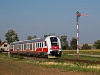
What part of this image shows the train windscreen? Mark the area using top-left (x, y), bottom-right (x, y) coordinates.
top-left (50, 37), bottom-right (58, 46)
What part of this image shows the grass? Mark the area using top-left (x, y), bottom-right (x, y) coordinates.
top-left (61, 50), bottom-right (100, 62)
top-left (62, 49), bottom-right (100, 55)
top-left (0, 50), bottom-right (100, 74)
top-left (62, 53), bottom-right (100, 62)
top-left (37, 60), bottom-right (100, 74)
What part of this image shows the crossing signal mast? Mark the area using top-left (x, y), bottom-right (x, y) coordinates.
top-left (76, 11), bottom-right (88, 58)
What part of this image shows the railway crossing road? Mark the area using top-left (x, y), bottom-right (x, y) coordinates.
top-left (68, 54), bottom-right (100, 57)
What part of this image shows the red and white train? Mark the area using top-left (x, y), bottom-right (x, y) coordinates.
top-left (10, 36), bottom-right (62, 58)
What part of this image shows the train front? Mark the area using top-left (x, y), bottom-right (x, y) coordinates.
top-left (45, 36), bottom-right (62, 58)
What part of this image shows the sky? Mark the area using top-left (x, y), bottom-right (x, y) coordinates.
top-left (0, 0), bottom-right (100, 44)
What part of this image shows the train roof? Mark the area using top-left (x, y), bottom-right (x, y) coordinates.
top-left (10, 35), bottom-right (58, 45)
top-left (10, 38), bottom-right (45, 45)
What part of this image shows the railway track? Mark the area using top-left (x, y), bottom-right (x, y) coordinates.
top-left (62, 58), bottom-right (100, 64)
top-left (24, 56), bottom-right (100, 65)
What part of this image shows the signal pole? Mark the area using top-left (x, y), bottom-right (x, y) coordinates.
top-left (76, 11), bottom-right (88, 58)
top-left (76, 11), bottom-right (80, 58)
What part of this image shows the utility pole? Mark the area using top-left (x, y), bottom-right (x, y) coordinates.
top-left (76, 11), bottom-right (88, 58)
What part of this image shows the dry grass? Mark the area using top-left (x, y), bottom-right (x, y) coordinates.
top-left (0, 58), bottom-right (97, 75)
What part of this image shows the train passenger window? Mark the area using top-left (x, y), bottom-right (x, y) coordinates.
top-left (19, 44), bottom-right (21, 51)
top-left (24, 44), bottom-right (26, 50)
top-left (45, 41), bottom-right (47, 46)
top-left (36, 43), bottom-right (37, 48)
top-left (17, 44), bottom-right (19, 49)
top-left (21, 44), bottom-right (22, 50)
top-left (14, 45), bottom-right (16, 50)
top-left (33, 43), bottom-right (35, 50)
top-left (26, 43), bottom-right (29, 49)
top-left (10, 45), bottom-right (13, 49)
top-left (22, 44), bottom-right (23, 50)
top-left (19, 44), bottom-right (21, 50)
top-left (30, 43), bottom-right (32, 50)
top-left (14, 45), bottom-right (17, 50)
top-left (42, 42), bottom-right (43, 47)
top-left (40, 42), bottom-right (41, 48)
top-left (13, 45), bottom-right (15, 50)
top-left (38, 43), bottom-right (39, 48)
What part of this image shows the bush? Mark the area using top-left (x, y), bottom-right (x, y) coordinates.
top-left (0, 48), bottom-right (4, 53)
top-left (93, 40), bottom-right (100, 49)
top-left (81, 43), bottom-right (91, 50)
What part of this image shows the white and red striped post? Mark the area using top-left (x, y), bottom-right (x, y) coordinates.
top-left (76, 21), bottom-right (80, 58)
top-left (76, 11), bottom-right (81, 58)
top-left (76, 11), bottom-right (88, 58)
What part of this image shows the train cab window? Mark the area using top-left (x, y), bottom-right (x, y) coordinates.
top-left (50, 37), bottom-right (58, 46)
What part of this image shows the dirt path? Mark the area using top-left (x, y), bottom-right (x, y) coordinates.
top-left (0, 59), bottom-right (98, 75)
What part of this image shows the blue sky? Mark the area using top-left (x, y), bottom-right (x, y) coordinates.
top-left (0, 0), bottom-right (100, 44)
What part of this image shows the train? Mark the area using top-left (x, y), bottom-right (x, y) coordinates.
top-left (10, 35), bottom-right (62, 58)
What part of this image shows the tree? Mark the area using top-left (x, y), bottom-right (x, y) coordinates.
top-left (44, 34), bottom-right (50, 38)
top-left (93, 40), bottom-right (100, 49)
top-left (44, 33), bottom-right (56, 38)
top-left (60, 35), bottom-right (68, 50)
top-left (70, 37), bottom-right (77, 50)
top-left (5, 29), bottom-right (19, 44)
top-left (81, 43), bottom-right (91, 50)
top-left (27, 35), bottom-right (37, 40)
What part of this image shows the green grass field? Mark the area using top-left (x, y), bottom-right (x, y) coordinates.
top-left (61, 49), bottom-right (100, 62)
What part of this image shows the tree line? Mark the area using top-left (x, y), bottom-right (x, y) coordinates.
top-left (1, 29), bottom-right (100, 50)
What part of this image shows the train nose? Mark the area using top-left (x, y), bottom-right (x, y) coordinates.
top-left (50, 51), bottom-right (62, 56)
top-left (51, 46), bottom-right (59, 50)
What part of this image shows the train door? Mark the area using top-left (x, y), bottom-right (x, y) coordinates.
top-left (40, 42), bottom-right (43, 52)
top-left (43, 41), bottom-right (48, 53)
top-left (40, 42), bottom-right (47, 57)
